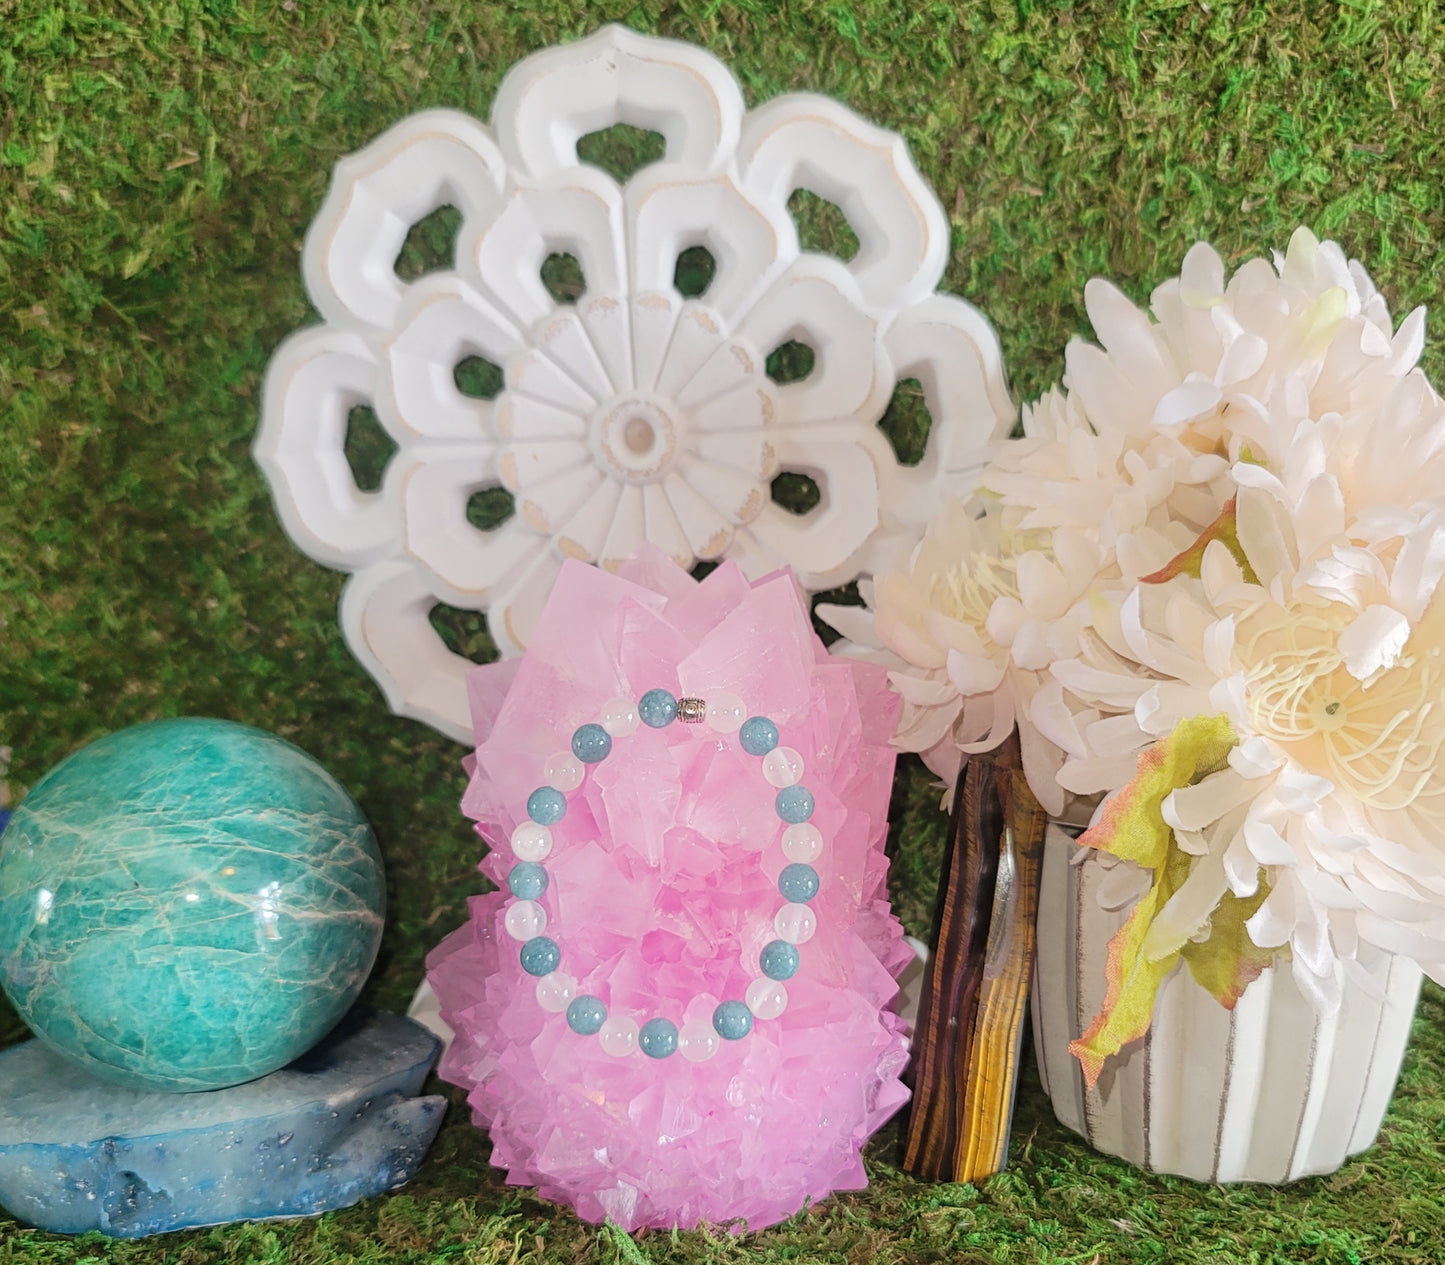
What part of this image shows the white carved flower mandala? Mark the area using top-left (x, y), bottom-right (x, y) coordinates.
top-left (256, 25), bottom-right (1011, 741)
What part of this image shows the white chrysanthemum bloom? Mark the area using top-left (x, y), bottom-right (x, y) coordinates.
top-left (1235, 367), bottom-right (1445, 554)
top-left (847, 228), bottom-right (1428, 838)
top-left (989, 227), bottom-right (1424, 581)
top-left (1052, 437), bottom-right (1445, 1009)
top-left (991, 385), bottom-right (1235, 586)
top-left (822, 499), bottom-right (1097, 816)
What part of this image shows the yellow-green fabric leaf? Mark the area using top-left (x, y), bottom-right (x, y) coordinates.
top-left (1069, 876), bottom-right (1184, 1089)
top-left (1181, 879), bottom-right (1276, 1007)
top-left (1069, 715), bottom-right (1241, 1088)
top-left (1075, 714), bottom-right (1238, 868)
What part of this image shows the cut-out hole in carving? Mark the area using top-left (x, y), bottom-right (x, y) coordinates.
top-left (771, 471), bottom-right (821, 516)
top-left (788, 189), bottom-right (860, 263)
top-left (454, 355), bottom-right (505, 400)
top-left (467, 486), bottom-right (515, 531)
top-left (674, 245), bottom-right (716, 298)
top-left (879, 377), bottom-right (932, 467)
top-left (541, 252), bottom-right (585, 305)
top-left (344, 404), bottom-right (397, 492)
top-left (394, 205), bottom-right (462, 281)
top-left (765, 340), bottom-right (816, 385)
top-left (811, 582), bottom-right (864, 647)
top-left (429, 604), bottom-right (499, 666)
top-left (690, 560), bottom-right (719, 582)
top-left (576, 123), bottom-right (667, 183)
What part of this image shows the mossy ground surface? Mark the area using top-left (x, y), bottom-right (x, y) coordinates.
top-left (3, 1), bottom-right (1445, 1260)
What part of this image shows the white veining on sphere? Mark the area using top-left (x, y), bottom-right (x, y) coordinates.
top-left (256, 25), bottom-right (1012, 742)
top-left (0, 724), bottom-right (387, 1093)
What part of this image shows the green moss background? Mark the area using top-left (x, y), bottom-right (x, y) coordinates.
top-left (3, 0), bottom-right (1445, 1260)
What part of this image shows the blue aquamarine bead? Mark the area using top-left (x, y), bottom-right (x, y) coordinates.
top-left (738, 716), bottom-right (779, 756)
top-left (775, 785), bottom-right (815, 823)
top-left (778, 862), bottom-right (820, 903)
top-left (759, 940), bottom-right (800, 981)
top-left (519, 936), bottom-right (560, 977)
top-left (638, 1017), bottom-right (679, 1059)
top-left (526, 786), bottom-right (566, 825)
top-left (571, 723), bottom-right (612, 764)
top-left (507, 862), bottom-right (549, 901)
top-left (638, 689), bottom-right (679, 728)
top-left (566, 995), bottom-right (607, 1035)
top-left (712, 1000), bottom-right (753, 1040)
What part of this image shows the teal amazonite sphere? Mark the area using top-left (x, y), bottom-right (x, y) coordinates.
top-left (0, 719), bottom-right (385, 1092)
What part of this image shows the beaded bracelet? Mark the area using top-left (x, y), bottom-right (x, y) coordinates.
top-left (499, 688), bottom-right (822, 1062)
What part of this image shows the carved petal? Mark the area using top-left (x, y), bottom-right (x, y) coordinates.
top-left (304, 110), bottom-right (506, 330)
top-left (734, 259), bottom-right (892, 430)
top-left (255, 327), bottom-right (400, 568)
top-left (491, 25), bottom-right (745, 182)
top-left (383, 276), bottom-right (520, 443)
top-left (746, 438), bottom-right (883, 587)
top-left (856, 293), bottom-right (1016, 577)
top-left (340, 560), bottom-right (479, 742)
top-left (738, 94), bottom-right (949, 310)
top-left (462, 171), bottom-right (626, 329)
top-left (402, 453), bottom-right (546, 604)
top-left (628, 172), bottom-right (790, 324)
top-left (663, 474), bottom-right (735, 560)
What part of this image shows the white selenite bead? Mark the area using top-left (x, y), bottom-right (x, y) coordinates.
top-left (774, 902), bottom-right (817, 944)
top-left (762, 745), bottom-right (804, 788)
top-left (504, 899), bottom-right (547, 941)
top-left (534, 971), bottom-right (576, 1012)
top-left (678, 1020), bottom-right (721, 1062)
top-left (545, 751), bottom-right (585, 792)
top-left (599, 698), bottom-right (640, 737)
top-left (510, 821), bottom-right (553, 862)
top-left (598, 1015), bottom-right (640, 1057)
top-left (705, 691), bottom-right (746, 733)
top-left (745, 977), bottom-right (788, 1019)
top-left (780, 822), bottom-right (823, 864)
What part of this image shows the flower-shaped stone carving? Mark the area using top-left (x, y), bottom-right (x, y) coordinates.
top-left (256, 25), bottom-right (1012, 742)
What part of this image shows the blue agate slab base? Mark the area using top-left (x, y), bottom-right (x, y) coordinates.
top-left (0, 1007), bottom-right (444, 1238)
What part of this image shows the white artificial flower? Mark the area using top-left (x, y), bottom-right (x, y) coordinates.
top-left (823, 499), bottom-right (1096, 816)
top-left (843, 226), bottom-right (1427, 890)
top-left (1052, 451), bottom-right (1445, 1009)
top-left (978, 229), bottom-right (1428, 836)
top-left (988, 227), bottom-right (1424, 585)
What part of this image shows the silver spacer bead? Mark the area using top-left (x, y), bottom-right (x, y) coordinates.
top-left (676, 696), bottom-right (707, 723)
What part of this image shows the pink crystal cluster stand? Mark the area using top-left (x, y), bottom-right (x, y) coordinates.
top-left (427, 547), bottom-right (911, 1230)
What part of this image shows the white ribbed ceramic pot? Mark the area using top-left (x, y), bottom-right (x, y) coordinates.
top-left (1031, 824), bottom-right (1423, 1183)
